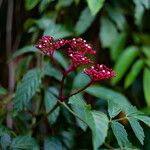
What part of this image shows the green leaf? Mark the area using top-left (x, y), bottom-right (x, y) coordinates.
top-left (61, 129), bottom-right (75, 149)
top-left (100, 16), bottom-right (118, 48)
top-left (134, 115), bottom-right (150, 127)
top-left (44, 90), bottom-right (60, 125)
top-left (25, 0), bottom-right (40, 10)
top-left (53, 51), bottom-right (69, 69)
top-left (14, 69), bottom-right (41, 111)
top-left (125, 59), bottom-right (144, 88)
top-left (85, 85), bottom-right (130, 109)
top-left (124, 105), bottom-right (142, 117)
top-left (142, 0), bottom-right (150, 9)
top-left (73, 71), bottom-right (91, 89)
top-left (142, 46), bottom-right (150, 59)
top-left (39, 0), bottom-right (51, 12)
top-left (10, 45), bottom-right (39, 61)
top-left (111, 121), bottom-right (128, 148)
top-left (44, 63), bottom-right (62, 81)
top-left (68, 95), bottom-right (88, 131)
top-left (111, 46), bottom-right (138, 85)
top-left (106, 5), bottom-right (126, 30)
top-left (44, 137), bottom-right (62, 150)
top-left (86, 0), bottom-right (105, 16)
top-left (128, 118), bottom-right (144, 145)
top-left (56, 0), bottom-right (73, 9)
top-left (133, 0), bottom-right (150, 26)
top-left (133, 0), bottom-right (145, 26)
top-left (10, 135), bottom-right (39, 150)
top-left (0, 86), bottom-right (7, 96)
top-left (110, 33), bottom-right (127, 61)
top-left (0, 126), bottom-right (10, 136)
top-left (143, 68), bottom-right (150, 106)
top-left (85, 110), bottom-right (109, 150)
top-left (0, 134), bottom-right (11, 150)
top-left (108, 100), bottom-right (121, 118)
top-left (43, 20), bottom-right (72, 39)
top-left (75, 7), bottom-right (95, 35)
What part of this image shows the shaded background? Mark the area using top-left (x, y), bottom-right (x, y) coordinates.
top-left (0, 0), bottom-right (150, 149)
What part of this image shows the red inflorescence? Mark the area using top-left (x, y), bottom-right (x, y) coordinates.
top-left (84, 64), bottom-right (116, 81)
top-left (35, 36), bottom-right (66, 57)
top-left (68, 48), bottom-right (93, 67)
top-left (67, 38), bottom-right (96, 55)
top-left (66, 38), bottom-right (96, 67)
top-left (35, 36), bottom-right (115, 81)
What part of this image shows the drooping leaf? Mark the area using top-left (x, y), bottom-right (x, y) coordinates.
top-left (44, 90), bottom-right (60, 125)
top-left (85, 110), bottom-right (109, 150)
top-left (100, 16), bottom-right (118, 48)
top-left (110, 33), bottom-right (127, 61)
top-left (0, 134), bottom-right (11, 150)
top-left (10, 45), bottom-right (39, 61)
top-left (111, 46), bottom-right (138, 85)
top-left (86, 0), bottom-right (105, 16)
top-left (108, 100), bottom-right (121, 118)
top-left (125, 59), bottom-right (144, 88)
top-left (75, 7), bottom-right (95, 35)
top-left (143, 68), bottom-right (150, 106)
top-left (128, 118), bottom-right (145, 145)
top-left (85, 85), bottom-right (130, 109)
top-left (44, 137), bottom-right (62, 150)
top-left (25, 0), bottom-right (40, 10)
top-left (14, 69), bottom-right (41, 111)
top-left (10, 135), bottom-right (39, 150)
top-left (111, 121), bottom-right (128, 148)
top-left (68, 95), bottom-right (87, 131)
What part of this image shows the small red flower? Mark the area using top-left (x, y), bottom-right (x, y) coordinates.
top-left (84, 64), bottom-right (116, 81)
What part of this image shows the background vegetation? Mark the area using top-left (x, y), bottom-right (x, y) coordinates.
top-left (0, 0), bottom-right (150, 149)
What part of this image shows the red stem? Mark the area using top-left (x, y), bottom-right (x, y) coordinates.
top-left (58, 64), bottom-right (74, 101)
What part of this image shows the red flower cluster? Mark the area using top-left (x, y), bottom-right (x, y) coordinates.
top-left (67, 38), bottom-right (96, 55)
top-left (67, 38), bottom-right (96, 67)
top-left (68, 48), bottom-right (93, 67)
top-left (35, 36), bottom-right (116, 81)
top-left (84, 64), bottom-right (116, 81)
top-left (35, 36), bottom-right (66, 58)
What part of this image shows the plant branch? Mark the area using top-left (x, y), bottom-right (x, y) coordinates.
top-left (6, 0), bottom-right (14, 129)
top-left (63, 80), bottom-right (93, 100)
top-left (104, 142), bottom-right (114, 150)
top-left (58, 73), bottom-right (67, 101)
top-left (45, 101), bottom-right (60, 117)
top-left (58, 64), bottom-right (74, 101)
